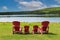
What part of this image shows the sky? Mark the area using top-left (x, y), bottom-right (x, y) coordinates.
top-left (0, 0), bottom-right (60, 12)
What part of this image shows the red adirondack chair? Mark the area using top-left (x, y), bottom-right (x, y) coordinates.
top-left (12, 21), bottom-right (22, 34)
top-left (39, 21), bottom-right (49, 34)
top-left (13, 21), bottom-right (20, 26)
top-left (32, 25), bottom-right (38, 34)
top-left (24, 25), bottom-right (29, 34)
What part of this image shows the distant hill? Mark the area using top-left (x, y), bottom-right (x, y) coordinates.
top-left (33, 7), bottom-right (60, 14)
top-left (0, 7), bottom-right (60, 17)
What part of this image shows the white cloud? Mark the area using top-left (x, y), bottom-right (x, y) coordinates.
top-left (55, 0), bottom-right (60, 3)
top-left (16, 0), bottom-right (47, 11)
top-left (2, 6), bottom-right (8, 10)
top-left (49, 5), bottom-right (60, 7)
top-left (19, 1), bottom-right (44, 7)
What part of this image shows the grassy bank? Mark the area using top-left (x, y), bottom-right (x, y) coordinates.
top-left (0, 22), bottom-right (60, 40)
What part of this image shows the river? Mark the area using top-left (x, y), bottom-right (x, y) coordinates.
top-left (0, 17), bottom-right (60, 22)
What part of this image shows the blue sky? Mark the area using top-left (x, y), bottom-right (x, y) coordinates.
top-left (0, 0), bottom-right (60, 12)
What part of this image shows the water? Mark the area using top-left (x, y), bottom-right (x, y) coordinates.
top-left (0, 17), bottom-right (60, 22)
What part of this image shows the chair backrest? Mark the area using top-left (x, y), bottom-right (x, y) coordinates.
top-left (33, 25), bottom-right (38, 32)
top-left (12, 21), bottom-right (20, 31)
top-left (12, 21), bottom-right (20, 26)
top-left (13, 25), bottom-right (20, 31)
top-left (41, 21), bottom-right (49, 31)
top-left (42, 21), bottom-right (49, 27)
top-left (24, 25), bottom-right (29, 33)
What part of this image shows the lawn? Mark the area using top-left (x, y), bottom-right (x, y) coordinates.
top-left (0, 22), bottom-right (60, 40)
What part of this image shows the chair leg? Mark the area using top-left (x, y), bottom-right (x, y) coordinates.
top-left (25, 32), bottom-right (29, 34)
top-left (19, 31), bottom-right (23, 34)
top-left (13, 31), bottom-right (14, 34)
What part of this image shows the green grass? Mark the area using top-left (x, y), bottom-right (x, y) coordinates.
top-left (0, 22), bottom-right (60, 40)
